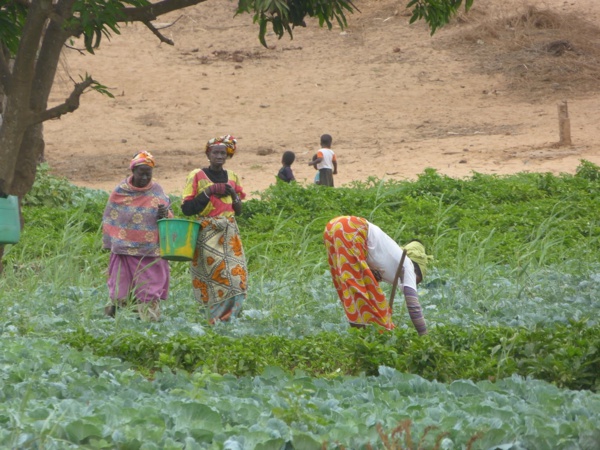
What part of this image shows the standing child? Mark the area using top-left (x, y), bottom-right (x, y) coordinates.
top-left (277, 150), bottom-right (296, 183)
top-left (308, 134), bottom-right (337, 187)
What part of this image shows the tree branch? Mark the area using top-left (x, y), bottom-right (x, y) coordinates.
top-left (119, 0), bottom-right (208, 23)
top-left (64, 44), bottom-right (87, 54)
top-left (155, 15), bottom-right (184, 30)
top-left (142, 19), bottom-right (174, 45)
top-left (31, 77), bottom-right (94, 124)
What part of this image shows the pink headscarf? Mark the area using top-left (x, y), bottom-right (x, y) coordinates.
top-left (130, 151), bottom-right (155, 170)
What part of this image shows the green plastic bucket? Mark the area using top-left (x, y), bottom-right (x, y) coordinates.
top-left (157, 218), bottom-right (200, 261)
top-left (0, 195), bottom-right (21, 245)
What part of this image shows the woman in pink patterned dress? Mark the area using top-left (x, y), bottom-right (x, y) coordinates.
top-left (102, 151), bottom-right (172, 321)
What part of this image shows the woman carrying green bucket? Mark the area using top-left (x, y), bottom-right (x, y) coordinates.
top-left (181, 135), bottom-right (247, 325)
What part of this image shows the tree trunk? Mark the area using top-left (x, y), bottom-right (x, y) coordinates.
top-left (0, 103), bottom-right (28, 195)
top-left (11, 123), bottom-right (45, 197)
top-left (0, 0), bottom-right (72, 196)
top-left (0, 0), bottom-right (50, 195)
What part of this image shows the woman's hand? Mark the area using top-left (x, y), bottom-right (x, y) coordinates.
top-left (157, 204), bottom-right (169, 219)
top-left (224, 184), bottom-right (237, 198)
top-left (227, 184), bottom-right (242, 214)
top-left (205, 183), bottom-right (228, 197)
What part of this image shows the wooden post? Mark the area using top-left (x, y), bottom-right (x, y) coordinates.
top-left (558, 100), bottom-right (572, 146)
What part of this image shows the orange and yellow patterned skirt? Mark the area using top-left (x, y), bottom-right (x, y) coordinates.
top-left (323, 216), bottom-right (394, 330)
top-left (191, 216), bottom-right (247, 324)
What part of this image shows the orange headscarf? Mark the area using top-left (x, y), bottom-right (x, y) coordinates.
top-left (205, 135), bottom-right (237, 158)
top-left (130, 151), bottom-right (155, 170)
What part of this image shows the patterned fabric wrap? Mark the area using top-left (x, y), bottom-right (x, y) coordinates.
top-left (129, 151), bottom-right (155, 170)
top-left (205, 135), bottom-right (237, 158)
top-left (102, 177), bottom-right (172, 256)
top-left (324, 216), bottom-right (395, 330)
top-left (182, 169), bottom-right (246, 217)
top-left (191, 216), bottom-right (247, 324)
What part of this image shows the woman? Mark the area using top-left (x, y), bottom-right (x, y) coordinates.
top-left (102, 151), bottom-right (172, 321)
top-left (323, 216), bottom-right (432, 334)
top-left (181, 135), bottom-right (247, 324)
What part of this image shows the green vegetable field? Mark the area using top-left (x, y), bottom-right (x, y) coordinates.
top-left (1, 162), bottom-right (599, 449)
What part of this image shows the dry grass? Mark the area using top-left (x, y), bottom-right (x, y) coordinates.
top-left (441, 3), bottom-right (600, 100)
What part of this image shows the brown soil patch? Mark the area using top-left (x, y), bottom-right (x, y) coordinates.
top-left (44, 0), bottom-right (600, 197)
top-left (445, 4), bottom-right (600, 99)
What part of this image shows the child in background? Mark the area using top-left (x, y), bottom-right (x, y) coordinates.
top-left (308, 134), bottom-right (337, 187)
top-left (277, 150), bottom-right (296, 183)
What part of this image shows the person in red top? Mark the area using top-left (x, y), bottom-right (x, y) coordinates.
top-left (308, 134), bottom-right (337, 187)
top-left (181, 135), bottom-right (248, 324)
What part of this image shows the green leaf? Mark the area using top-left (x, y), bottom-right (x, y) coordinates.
top-left (448, 379), bottom-right (482, 396)
top-left (64, 420), bottom-right (103, 444)
top-left (255, 438), bottom-right (287, 450)
top-left (169, 402), bottom-right (223, 433)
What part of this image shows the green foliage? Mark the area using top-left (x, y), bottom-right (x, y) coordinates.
top-left (575, 159), bottom-right (600, 182)
top-left (407, 0), bottom-right (473, 34)
top-left (15, 165), bottom-right (106, 264)
top-left (3, 163), bottom-right (600, 448)
top-left (62, 321), bottom-right (600, 391)
top-left (240, 164), bottom-right (600, 269)
top-left (0, 0), bottom-right (478, 60)
top-left (23, 163), bottom-right (107, 208)
top-left (67, 0), bottom-right (150, 53)
top-left (237, 0), bottom-right (356, 46)
top-left (83, 73), bottom-right (116, 98)
top-left (0, 0), bottom-right (27, 55)
top-left (8, 162), bottom-right (600, 297)
top-left (2, 337), bottom-right (599, 449)
top-left (235, 0), bottom-right (476, 47)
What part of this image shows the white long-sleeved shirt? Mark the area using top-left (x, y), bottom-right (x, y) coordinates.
top-left (365, 221), bottom-right (418, 290)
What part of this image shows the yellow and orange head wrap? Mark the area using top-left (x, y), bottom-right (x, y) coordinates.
top-left (205, 135), bottom-right (237, 158)
top-left (130, 151), bottom-right (155, 170)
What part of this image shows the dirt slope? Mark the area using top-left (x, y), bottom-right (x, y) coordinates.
top-left (44, 0), bottom-right (600, 196)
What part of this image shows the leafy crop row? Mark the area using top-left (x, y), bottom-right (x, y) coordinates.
top-left (2, 162), bottom-right (600, 449)
top-left (62, 321), bottom-right (600, 392)
top-left (238, 163), bottom-right (600, 269)
top-left (2, 337), bottom-right (599, 449)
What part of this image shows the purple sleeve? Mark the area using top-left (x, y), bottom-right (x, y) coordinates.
top-left (403, 286), bottom-right (427, 335)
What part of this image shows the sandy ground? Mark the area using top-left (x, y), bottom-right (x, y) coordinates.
top-left (44, 0), bottom-right (600, 197)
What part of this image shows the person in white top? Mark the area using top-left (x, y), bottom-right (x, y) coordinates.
top-left (308, 134), bottom-right (337, 186)
top-left (323, 216), bottom-right (432, 334)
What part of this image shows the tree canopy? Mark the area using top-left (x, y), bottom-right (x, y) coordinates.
top-left (0, 0), bottom-right (472, 198)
